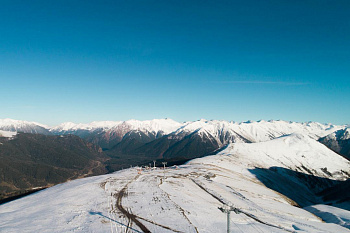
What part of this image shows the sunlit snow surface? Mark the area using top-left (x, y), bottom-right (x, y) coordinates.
top-left (0, 130), bottom-right (17, 138)
top-left (50, 119), bottom-right (183, 134)
top-left (1, 134), bottom-right (349, 232)
top-left (305, 205), bottom-right (350, 229)
top-left (0, 118), bottom-right (48, 130)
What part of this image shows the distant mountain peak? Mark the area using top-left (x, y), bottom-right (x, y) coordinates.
top-left (338, 128), bottom-right (350, 140)
top-left (318, 128), bottom-right (350, 160)
top-left (0, 118), bottom-right (48, 128)
top-left (0, 118), bottom-right (50, 134)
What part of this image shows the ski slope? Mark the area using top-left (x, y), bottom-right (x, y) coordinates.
top-left (1, 134), bottom-right (349, 232)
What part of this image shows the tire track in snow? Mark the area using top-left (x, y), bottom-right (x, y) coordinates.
top-left (158, 174), bottom-right (199, 233)
top-left (193, 162), bottom-right (335, 232)
top-left (114, 174), bottom-right (151, 233)
top-left (190, 178), bottom-right (295, 232)
top-left (135, 215), bottom-right (184, 233)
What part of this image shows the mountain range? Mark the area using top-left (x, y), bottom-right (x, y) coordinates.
top-left (0, 125), bottom-right (349, 232)
top-left (0, 118), bottom-right (349, 207)
top-left (1, 118), bottom-right (348, 159)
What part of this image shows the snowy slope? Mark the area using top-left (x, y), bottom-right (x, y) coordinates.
top-left (50, 119), bottom-right (182, 135)
top-left (220, 133), bottom-right (350, 178)
top-left (50, 121), bottom-right (123, 132)
top-left (0, 118), bottom-right (50, 134)
top-left (139, 120), bottom-right (346, 160)
top-left (0, 130), bottom-right (17, 138)
top-left (305, 205), bottom-right (350, 229)
top-left (319, 128), bottom-right (350, 160)
top-left (123, 119), bottom-right (183, 135)
top-left (1, 134), bottom-right (349, 232)
top-left (173, 119), bottom-right (343, 144)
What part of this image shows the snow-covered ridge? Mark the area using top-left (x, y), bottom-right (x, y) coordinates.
top-left (318, 128), bottom-right (350, 160)
top-left (340, 128), bottom-right (350, 140)
top-left (218, 133), bottom-right (350, 180)
top-left (123, 118), bottom-right (183, 134)
top-left (173, 119), bottom-right (343, 144)
top-left (0, 118), bottom-right (49, 134)
top-left (50, 118), bottom-right (184, 135)
top-left (50, 121), bottom-right (123, 131)
top-left (333, 128), bottom-right (350, 141)
top-left (0, 118), bottom-right (48, 129)
top-left (0, 118), bottom-right (346, 143)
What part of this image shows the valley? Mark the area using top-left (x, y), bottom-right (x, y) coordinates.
top-left (0, 118), bottom-right (349, 232)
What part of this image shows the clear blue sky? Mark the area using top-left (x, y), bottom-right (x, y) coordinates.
top-left (1, 0), bottom-right (349, 125)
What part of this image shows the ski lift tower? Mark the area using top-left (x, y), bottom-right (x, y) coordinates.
top-left (162, 162), bottom-right (167, 169)
top-left (161, 162), bottom-right (167, 179)
top-left (218, 205), bottom-right (242, 233)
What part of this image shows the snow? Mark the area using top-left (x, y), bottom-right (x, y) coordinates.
top-left (218, 133), bottom-right (350, 178)
top-left (325, 127), bottom-right (350, 141)
top-left (341, 128), bottom-right (350, 140)
top-left (2, 118), bottom-right (345, 144)
top-left (305, 205), bottom-right (350, 229)
top-left (0, 175), bottom-right (112, 233)
top-left (0, 118), bottom-right (48, 130)
top-left (1, 118), bottom-right (349, 232)
top-left (51, 122), bottom-right (78, 131)
top-left (124, 118), bottom-right (183, 134)
top-left (0, 130), bottom-right (17, 138)
top-left (50, 121), bottom-right (124, 131)
top-left (173, 119), bottom-right (344, 144)
top-left (1, 133), bottom-right (349, 232)
top-left (50, 118), bottom-right (183, 135)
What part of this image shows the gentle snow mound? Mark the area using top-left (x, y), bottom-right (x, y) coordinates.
top-left (218, 133), bottom-right (350, 179)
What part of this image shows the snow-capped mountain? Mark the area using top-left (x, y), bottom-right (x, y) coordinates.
top-left (174, 119), bottom-right (340, 143)
top-left (50, 121), bottom-right (123, 132)
top-left (1, 118), bottom-right (345, 157)
top-left (218, 133), bottom-right (350, 207)
top-left (225, 133), bottom-right (349, 177)
top-left (50, 119), bottom-right (182, 134)
top-left (0, 119), bottom-right (50, 135)
top-left (127, 119), bottom-right (344, 161)
top-left (50, 119), bottom-right (183, 149)
top-left (1, 133), bottom-right (349, 232)
top-left (319, 128), bottom-right (350, 160)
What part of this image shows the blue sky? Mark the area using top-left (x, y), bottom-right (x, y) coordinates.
top-left (0, 0), bottom-right (349, 125)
